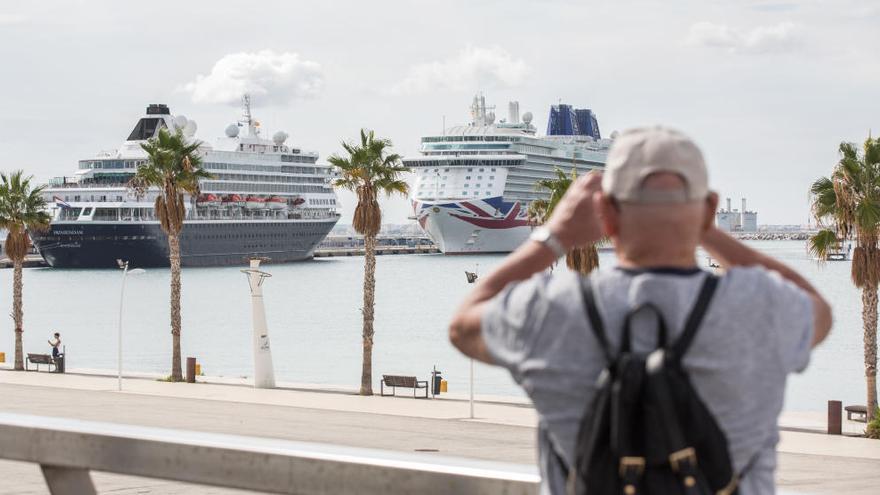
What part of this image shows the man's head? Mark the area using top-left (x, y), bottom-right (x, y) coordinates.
top-left (54, 332), bottom-right (60, 338)
top-left (598, 127), bottom-right (718, 266)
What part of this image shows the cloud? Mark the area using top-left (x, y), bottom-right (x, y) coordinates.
top-left (392, 46), bottom-right (529, 94)
top-left (182, 50), bottom-right (323, 106)
top-left (686, 21), bottom-right (803, 54)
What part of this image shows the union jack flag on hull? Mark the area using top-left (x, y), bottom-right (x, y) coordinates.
top-left (412, 196), bottom-right (530, 230)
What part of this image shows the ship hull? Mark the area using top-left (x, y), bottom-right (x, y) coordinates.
top-left (31, 218), bottom-right (339, 268)
top-left (413, 197), bottom-right (532, 254)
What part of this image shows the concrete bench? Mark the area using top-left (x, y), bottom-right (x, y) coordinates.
top-left (380, 374), bottom-right (429, 398)
top-left (845, 405), bottom-right (867, 423)
top-left (25, 354), bottom-right (56, 372)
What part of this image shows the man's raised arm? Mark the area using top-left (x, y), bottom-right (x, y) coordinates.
top-left (448, 173), bottom-right (604, 363)
top-left (702, 227), bottom-right (832, 347)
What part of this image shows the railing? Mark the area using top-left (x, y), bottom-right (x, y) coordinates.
top-left (0, 413), bottom-right (539, 495)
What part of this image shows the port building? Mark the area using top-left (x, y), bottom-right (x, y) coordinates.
top-left (716, 197), bottom-right (757, 232)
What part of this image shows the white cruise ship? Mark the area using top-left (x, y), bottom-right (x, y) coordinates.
top-left (405, 94), bottom-right (612, 254)
top-left (32, 98), bottom-right (340, 267)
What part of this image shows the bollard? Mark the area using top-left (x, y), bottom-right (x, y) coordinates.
top-left (827, 400), bottom-right (842, 435)
top-left (186, 357), bottom-right (196, 383)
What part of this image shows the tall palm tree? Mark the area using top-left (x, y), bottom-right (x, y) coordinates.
top-left (329, 129), bottom-right (409, 395)
top-left (129, 127), bottom-right (210, 381)
top-left (809, 135), bottom-right (880, 422)
top-left (0, 171), bottom-right (51, 370)
top-left (533, 167), bottom-right (600, 274)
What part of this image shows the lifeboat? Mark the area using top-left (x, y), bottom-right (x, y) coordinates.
top-left (245, 195), bottom-right (266, 210)
top-left (267, 196), bottom-right (287, 210)
top-left (197, 193), bottom-right (220, 207)
top-left (225, 194), bottom-right (244, 206)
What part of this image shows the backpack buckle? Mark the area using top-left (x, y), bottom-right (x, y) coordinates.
top-left (668, 447), bottom-right (697, 473)
top-left (618, 456), bottom-right (645, 477)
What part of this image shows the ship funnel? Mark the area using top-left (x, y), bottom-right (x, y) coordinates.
top-left (508, 101), bottom-right (520, 124)
top-left (726, 197), bottom-right (731, 212)
top-left (742, 198), bottom-right (747, 213)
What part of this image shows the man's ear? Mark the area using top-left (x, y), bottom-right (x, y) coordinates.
top-left (703, 192), bottom-right (719, 231)
top-left (596, 192), bottom-right (618, 238)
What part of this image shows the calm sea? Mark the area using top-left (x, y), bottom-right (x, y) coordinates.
top-left (0, 241), bottom-right (864, 412)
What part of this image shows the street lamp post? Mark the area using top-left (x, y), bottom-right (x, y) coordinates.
top-left (117, 260), bottom-right (145, 392)
top-left (465, 264), bottom-right (479, 419)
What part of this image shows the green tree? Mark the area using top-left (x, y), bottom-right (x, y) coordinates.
top-left (533, 167), bottom-right (600, 274)
top-left (809, 136), bottom-right (880, 421)
top-left (329, 129), bottom-right (409, 395)
top-left (0, 171), bottom-right (51, 370)
top-left (129, 127), bottom-right (211, 381)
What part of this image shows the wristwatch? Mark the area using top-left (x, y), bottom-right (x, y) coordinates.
top-left (530, 227), bottom-right (567, 258)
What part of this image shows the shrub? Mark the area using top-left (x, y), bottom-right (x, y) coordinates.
top-left (867, 408), bottom-right (880, 439)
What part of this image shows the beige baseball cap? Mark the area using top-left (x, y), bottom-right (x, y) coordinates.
top-left (601, 126), bottom-right (709, 203)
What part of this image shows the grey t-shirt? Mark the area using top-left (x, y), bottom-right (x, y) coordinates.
top-left (482, 266), bottom-right (814, 495)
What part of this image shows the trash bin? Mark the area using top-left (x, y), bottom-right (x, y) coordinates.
top-left (432, 370), bottom-right (443, 396)
top-left (55, 355), bottom-right (65, 373)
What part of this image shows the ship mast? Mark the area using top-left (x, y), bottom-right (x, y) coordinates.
top-left (241, 94), bottom-right (260, 137)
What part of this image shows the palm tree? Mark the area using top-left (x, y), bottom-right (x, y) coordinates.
top-left (0, 171), bottom-right (51, 370)
top-left (809, 135), bottom-right (880, 422)
top-left (533, 167), bottom-right (600, 274)
top-left (329, 129), bottom-right (409, 395)
top-left (129, 127), bottom-right (210, 381)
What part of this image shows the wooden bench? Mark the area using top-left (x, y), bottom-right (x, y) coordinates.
top-left (26, 353), bottom-right (56, 372)
top-left (845, 405), bottom-right (868, 423)
top-left (380, 375), bottom-right (429, 398)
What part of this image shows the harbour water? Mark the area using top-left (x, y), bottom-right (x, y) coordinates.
top-left (1, 240), bottom-right (865, 412)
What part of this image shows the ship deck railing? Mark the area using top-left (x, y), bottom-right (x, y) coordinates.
top-left (0, 412), bottom-right (539, 495)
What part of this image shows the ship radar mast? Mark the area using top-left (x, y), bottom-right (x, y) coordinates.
top-left (240, 94), bottom-right (260, 137)
top-left (470, 93), bottom-right (495, 126)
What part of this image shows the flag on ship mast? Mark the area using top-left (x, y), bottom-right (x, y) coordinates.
top-left (53, 196), bottom-right (71, 208)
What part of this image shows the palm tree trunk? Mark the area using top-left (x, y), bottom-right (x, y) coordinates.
top-left (863, 285), bottom-right (878, 420)
top-left (169, 233), bottom-right (183, 381)
top-left (360, 233), bottom-right (377, 395)
top-left (12, 259), bottom-right (24, 371)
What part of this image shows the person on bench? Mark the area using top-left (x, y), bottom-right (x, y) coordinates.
top-left (48, 332), bottom-right (61, 359)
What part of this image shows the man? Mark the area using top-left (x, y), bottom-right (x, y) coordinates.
top-left (48, 332), bottom-right (61, 359)
top-left (449, 127), bottom-right (832, 494)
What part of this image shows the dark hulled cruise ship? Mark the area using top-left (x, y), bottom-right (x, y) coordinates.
top-left (31, 99), bottom-right (340, 267)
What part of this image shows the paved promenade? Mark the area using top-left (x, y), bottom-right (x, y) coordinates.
top-left (0, 368), bottom-right (878, 494)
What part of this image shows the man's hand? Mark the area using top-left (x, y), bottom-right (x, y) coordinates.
top-left (545, 171), bottom-right (604, 249)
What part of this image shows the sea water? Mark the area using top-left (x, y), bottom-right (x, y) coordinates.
top-left (0, 241), bottom-right (864, 412)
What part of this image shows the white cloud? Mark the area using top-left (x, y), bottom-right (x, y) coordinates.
top-left (686, 21), bottom-right (803, 54)
top-left (392, 46), bottom-right (529, 94)
top-left (182, 50), bottom-right (324, 106)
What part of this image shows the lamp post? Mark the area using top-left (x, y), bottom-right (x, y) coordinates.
top-left (241, 258), bottom-right (276, 389)
top-left (117, 259), bottom-right (145, 391)
top-left (465, 264), bottom-right (479, 419)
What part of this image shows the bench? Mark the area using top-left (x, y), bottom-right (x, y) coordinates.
top-left (380, 375), bottom-right (428, 398)
top-left (26, 354), bottom-right (56, 372)
top-left (845, 405), bottom-right (868, 423)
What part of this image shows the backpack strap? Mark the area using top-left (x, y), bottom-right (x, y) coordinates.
top-left (670, 274), bottom-right (719, 359)
top-left (579, 277), bottom-right (614, 363)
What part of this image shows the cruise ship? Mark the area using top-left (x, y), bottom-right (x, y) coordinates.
top-left (31, 99), bottom-right (340, 267)
top-left (406, 94), bottom-right (612, 253)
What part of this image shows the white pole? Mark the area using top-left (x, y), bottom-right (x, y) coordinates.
top-left (117, 262), bottom-right (128, 392)
top-left (244, 259), bottom-right (276, 389)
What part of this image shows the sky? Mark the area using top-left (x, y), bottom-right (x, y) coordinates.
top-left (1, 0), bottom-right (878, 226)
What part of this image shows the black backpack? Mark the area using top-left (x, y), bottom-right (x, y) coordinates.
top-left (566, 274), bottom-right (743, 495)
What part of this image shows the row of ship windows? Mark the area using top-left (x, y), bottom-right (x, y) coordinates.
top-left (406, 159), bottom-right (519, 167)
top-left (420, 183), bottom-right (493, 190)
top-left (204, 162), bottom-right (321, 173)
top-left (416, 168), bottom-right (497, 174)
top-left (210, 173), bottom-right (326, 184)
top-left (201, 181), bottom-right (329, 193)
top-left (421, 136), bottom-right (521, 143)
top-left (40, 231), bottom-right (321, 242)
top-left (78, 160), bottom-right (146, 170)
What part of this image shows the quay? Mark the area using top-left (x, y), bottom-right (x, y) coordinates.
top-left (0, 368), bottom-right (878, 494)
